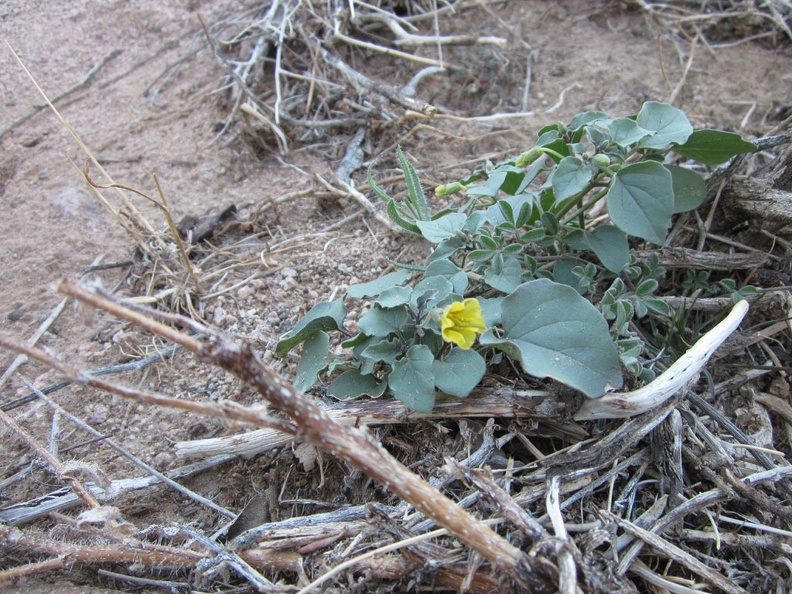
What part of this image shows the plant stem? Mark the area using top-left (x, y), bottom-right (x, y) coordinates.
top-left (559, 187), bottom-right (608, 224)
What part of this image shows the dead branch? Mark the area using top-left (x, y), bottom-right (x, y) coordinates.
top-left (174, 386), bottom-right (578, 460)
top-left (575, 299), bottom-right (749, 420)
top-left (636, 246), bottom-right (767, 271)
top-left (43, 279), bottom-right (555, 590)
top-left (600, 510), bottom-right (747, 594)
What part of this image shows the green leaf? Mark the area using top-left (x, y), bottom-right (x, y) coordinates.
top-left (674, 129), bottom-right (758, 165)
top-left (642, 298), bottom-right (670, 316)
top-left (425, 259), bottom-right (469, 295)
top-left (585, 124), bottom-right (610, 148)
top-left (636, 101), bottom-right (693, 150)
top-left (479, 279), bottom-right (623, 397)
top-left (466, 169), bottom-right (526, 198)
top-left (397, 146), bottom-right (430, 220)
top-left (377, 285), bottom-right (414, 308)
top-left (411, 275), bottom-right (454, 311)
top-left (568, 111), bottom-right (607, 130)
top-left (328, 369), bottom-right (387, 400)
top-left (608, 117), bottom-right (651, 147)
top-left (388, 345), bottom-right (436, 412)
top-left (358, 304), bottom-right (411, 337)
top-left (478, 296), bottom-right (503, 327)
top-left (484, 253), bottom-right (523, 293)
top-left (551, 156), bottom-right (593, 202)
top-left (666, 165), bottom-right (707, 213)
top-left (585, 225), bottom-right (630, 273)
top-left (360, 336), bottom-right (403, 366)
top-left (346, 270), bottom-right (412, 299)
top-left (294, 331), bottom-right (329, 392)
top-left (433, 348), bottom-right (486, 398)
top-left (428, 236), bottom-right (465, 261)
top-left (385, 199), bottom-right (421, 233)
top-left (607, 161), bottom-right (674, 245)
top-left (635, 278), bottom-right (659, 297)
top-left (415, 213), bottom-right (467, 243)
top-left (276, 299), bottom-right (346, 356)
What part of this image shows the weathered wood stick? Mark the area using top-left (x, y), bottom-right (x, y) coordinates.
top-left (174, 387), bottom-right (584, 459)
top-left (575, 300), bottom-right (749, 420)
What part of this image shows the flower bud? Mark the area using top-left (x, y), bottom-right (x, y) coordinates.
top-left (515, 147), bottom-right (544, 167)
top-left (591, 153), bottom-right (611, 168)
top-left (435, 182), bottom-right (465, 196)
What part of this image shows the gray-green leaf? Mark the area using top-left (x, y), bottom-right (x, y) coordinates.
top-left (347, 270), bottom-right (412, 299)
top-left (608, 117), bottom-right (651, 147)
top-left (358, 304), bottom-right (412, 337)
top-left (433, 347), bottom-right (486, 398)
top-left (585, 225), bottom-right (630, 273)
top-left (607, 161), bottom-right (674, 245)
top-left (667, 165), bottom-right (706, 213)
top-left (388, 345), bottom-right (436, 412)
top-left (636, 101), bottom-right (693, 150)
top-left (294, 331), bottom-right (329, 392)
top-left (479, 279), bottom-right (623, 397)
top-left (415, 213), bottom-right (467, 243)
top-left (328, 369), bottom-right (387, 400)
top-left (276, 299), bottom-right (346, 356)
top-left (550, 156), bottom-right (593, 202)
top-left (674, 129), bottom-right (757, 165)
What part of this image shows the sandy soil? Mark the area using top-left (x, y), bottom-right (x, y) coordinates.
top-left (1, 0), bottom-right (790, 591)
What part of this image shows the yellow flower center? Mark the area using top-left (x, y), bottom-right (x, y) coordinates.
top-left (439, 298), bottom-right (486, 349)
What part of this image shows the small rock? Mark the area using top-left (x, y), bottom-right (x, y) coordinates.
top-left (152, 451), bottom-right (174, 470)
top-left (279, 277), bottom-right (298, 291)
top-left (91, 403), bottom-right (109, 424)
top-left (213, 307), bottom-right (227, 326)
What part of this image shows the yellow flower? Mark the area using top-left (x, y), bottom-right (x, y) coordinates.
top-left (439, 298), bottom-right (486, 350)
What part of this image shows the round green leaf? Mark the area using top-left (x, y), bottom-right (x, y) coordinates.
top-left (550, 156), bottom-right (593, 202)
top-left (377, 286), bottom-right (413, 308)
top-left (636, 101), bottom-right (693, 150)
top-left (358, 304), bottom-right (411, 337)
top-left (484, 253), bottom-right (523, 293)
top-left (328, 369), bottom-right (386, 400)
top-left (585, 225), bottom-right (630, 273)
top-left (415, 213), bottom-right (467, 243)
top-left (388, 345), bottom-right (436, 412)
top-left (608, 117), bottom-right (651, 147)
top-left (568, 111), bottom-right (607, 130)
top-left (667, 165), bottom-right (706, 213)
top-left (360, 336), bottom-right (403, 366)
top-left (276, 299), bottom-right (346, 356)
top-left (607, 161), bottom-right (674, 245)
top-left (479, 279), bottom-right (623, 397)
top-left (425, 259), bottom-right (469, 295)
top-left (433, 347), bottom-right (486, 398)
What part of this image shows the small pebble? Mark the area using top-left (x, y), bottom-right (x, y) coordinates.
top-left (213, 307), bottom-right (227, 326)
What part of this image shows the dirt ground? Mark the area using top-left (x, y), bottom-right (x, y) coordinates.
top-left (1, 0), bottom-right (791, 592)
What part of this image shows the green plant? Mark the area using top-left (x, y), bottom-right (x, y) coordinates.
top-left (277, 101), bottom-right (757, 412)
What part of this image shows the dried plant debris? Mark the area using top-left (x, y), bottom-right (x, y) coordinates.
top-left (2, 1), bottom-right (792, 593)
top-left (201, 0), bottom-right (525, 152)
